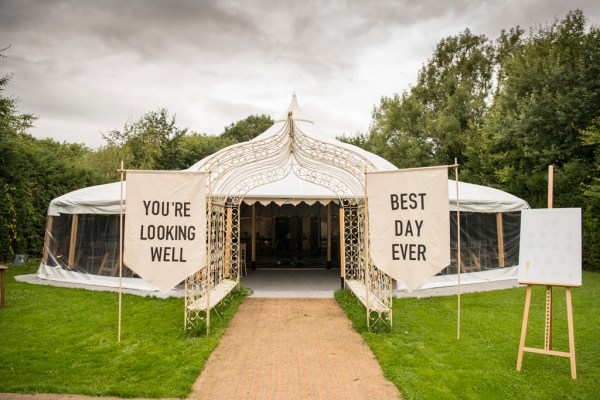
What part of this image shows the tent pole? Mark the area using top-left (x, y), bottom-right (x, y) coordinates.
top-left (496, 213), bottom-right (505, 267)
top-left (206, 173), bottom-right (213, 335)
top-left (225, 207), bottom-right (232, 278)
top-left (339, 204), bottom-right (345, 289)
top-left (545, 165), bottom-right (554, 350)
top-left (548, 165), bottom-right (554, 209)
top-left (327, 203), bottom-right (332, 269)
top-left (42, 216), bottom-right (54, 264)
top-left (184, 276), bottom-right (188, 331)
top-left (251, 203), bottom-right (256, 270)
top-left (364, 170), bottom-right (371, 330)
top-left (67, 214), bottom-right (79, 269)
top-left (118, 160), bottom-right (124, 344)
top-left (455, 159), bottom-right (461, 340)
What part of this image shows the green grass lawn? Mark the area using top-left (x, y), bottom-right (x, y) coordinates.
top-left (2, 261), bottom-right (598, 399)
top-left (336, 271), bottom-right (600, 400)
top-left (0, 261), bottom-right (247, 398)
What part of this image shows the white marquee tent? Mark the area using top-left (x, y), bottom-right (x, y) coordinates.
top-left (40, 95), bottom-right (529, 299)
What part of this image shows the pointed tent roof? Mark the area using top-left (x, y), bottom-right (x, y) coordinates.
top-left (275, 92), bottom-right (313, 123)
top-left (187, 94), bottom-right (396, 203)
top-left (47, 95), bottom-right (529, 215)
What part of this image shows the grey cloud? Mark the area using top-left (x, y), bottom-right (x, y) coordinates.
top-left (0, 0), bottom-right (263, 61)
top-left (86, 1), bottom-right (261, 59)
top-left (1, 0), bottom-right (599, 148)
top-left (0, 0), bottom-right (486, 82)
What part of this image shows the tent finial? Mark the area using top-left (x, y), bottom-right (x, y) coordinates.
top-left (275, 92), bottom-right (312, 123)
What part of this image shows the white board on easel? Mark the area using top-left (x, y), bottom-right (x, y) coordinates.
top-left (518, 208), bottom-right (582, 287)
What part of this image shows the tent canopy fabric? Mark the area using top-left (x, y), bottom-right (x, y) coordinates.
top-left (48, 95), bottom-right (529, 216)
top-left (49, 181), bottom-right (124, 216)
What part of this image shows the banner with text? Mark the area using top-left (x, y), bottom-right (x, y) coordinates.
top-left (124, 171), bottom-right (207, 293)
top-left (367, 167), bottom-right (450, 292)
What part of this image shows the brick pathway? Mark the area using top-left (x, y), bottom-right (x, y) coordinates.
top-left (188, 298), bottom-right (402, 400)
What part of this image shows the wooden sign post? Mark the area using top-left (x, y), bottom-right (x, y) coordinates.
top-left (516, 166), bottom-right (580, 379)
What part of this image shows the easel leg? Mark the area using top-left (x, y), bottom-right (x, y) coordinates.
top-left (544, 285), bottom-right (553, 350)
top-left (517, 285), bottom-right (532, 371)
top-left (566, 287), bottom-right (577, 379)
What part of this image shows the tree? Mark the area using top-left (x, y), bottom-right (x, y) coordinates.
top-left (1, 48), bottom-right (107, 261)
top-left (102, 108), bottom-right (188, 171)
top-left (82, 143), bottom-right (131, 183)
top-left (360, 29), bottom-right (495, 169)
top-left (0, 71), bottom-right (37, 261)
top-left (221, 114), bottom-right (274, 143)
top-left (177, 133), bottom-right (234, 168)
top-left (581, 117), bottom-right (600, 271)
top-left (364, 93), bottom-right (435, 168)
top-left (7, 136), bottom-right (102, 259)
top-left (0, 82), bottom-right (103, 260)
top-left (481, 10), bottom-right (600, 208)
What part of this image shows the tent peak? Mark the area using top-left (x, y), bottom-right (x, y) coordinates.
top-left (277, 93), bottom-right (314, 123)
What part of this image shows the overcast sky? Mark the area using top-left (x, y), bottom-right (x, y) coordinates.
top-left (1, 0), bottom-right (599, 148)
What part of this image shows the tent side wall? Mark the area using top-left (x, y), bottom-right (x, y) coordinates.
top-left (39, 207), bottom-right (523, 292)
top-left (443, 211), bottom-right (521, 274)
top-left (42, 213), bottom-right (135, 279)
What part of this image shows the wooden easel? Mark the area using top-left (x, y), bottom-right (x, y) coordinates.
top-left (516, 165), bottom-right (577, 379)
top-left (516, 284), bottom-right (577, 379)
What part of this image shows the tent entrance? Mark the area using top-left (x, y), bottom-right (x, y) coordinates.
top-left (240, 202), bottom-right (340, 269)
top-left (184, 109), bottom-right (393, 332)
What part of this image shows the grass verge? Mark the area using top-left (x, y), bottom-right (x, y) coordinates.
top-left (0, 260), bottom-right (247, 398)
top-left (335, 271), bottom-right (600, 400)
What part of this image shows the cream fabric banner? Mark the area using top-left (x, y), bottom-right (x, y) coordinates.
top-left (124, 171), bottom-right (207, 293)
top-left (367, 167), bottom-right (450, 292)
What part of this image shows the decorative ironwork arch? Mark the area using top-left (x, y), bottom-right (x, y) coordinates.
top-left (185, 112), bottom-right (392, 332)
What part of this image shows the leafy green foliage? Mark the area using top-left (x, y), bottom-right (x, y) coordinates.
top-left (88, 112), bottom-right (272, 182)
top-left (0, 69), bottom-right (105, 262)
top-left (352, 29), bottom-right (495, 168)
top-left (581, 117), bottom-right (600, 271)
top-left (0, 72), bottom-right (35, 261)
top-left (177, 132), bottom-right (236, 169)
top-left (482, 10), bottom-right (599, 206)
top-left (336, 271), bottom-right (600, 399)
top-left (221, 113), bottom-right (274, 143)
top-left (101, 108), bottom-right (188, 171)
top-left (0, 134), bottom-right (105, 262)
top-left (0, 262), bottom-right (247, 397)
